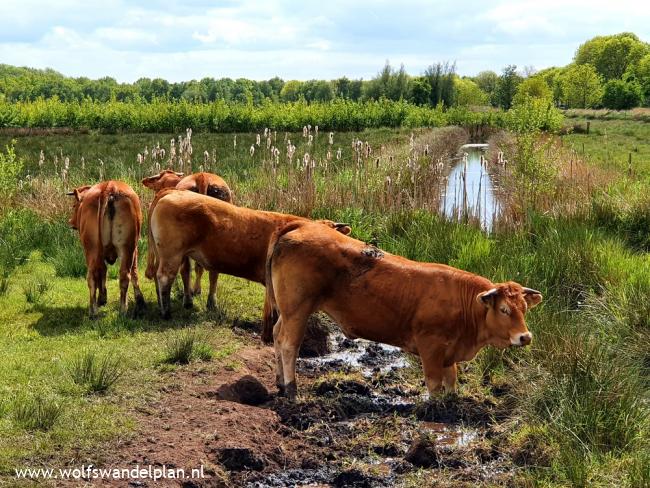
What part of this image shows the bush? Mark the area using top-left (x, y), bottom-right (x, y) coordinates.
top-left (602, 80), bottom-right (643, 110)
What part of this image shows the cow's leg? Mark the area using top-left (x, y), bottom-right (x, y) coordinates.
top-left (441, 363), bottom-right (458, 393)
top-left (420, 347), bottom-right (447, 397)
top-left (276, 309), bottom-right (310, 400)
top-left (118, 254), bottom-right (132, 315)
top-left (272, 316), bottom-right (285, 396)
top-left (205, 271), bottom-right (219, 310)
top-left (97, 266), bottom-right (108, 307)
top-left (180, 257), bottom-right (193, 309)
top-left (86, 267), bottom-right (99, 319)
top-left (157, 255), bottom-right (183, 320)
top-left (192, 261), bottom-right (204, 297)
top-left (130, 249), bottom-right (146, 316)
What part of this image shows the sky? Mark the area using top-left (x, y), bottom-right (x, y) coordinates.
top-left (0, 0), bottom-right (648, 82)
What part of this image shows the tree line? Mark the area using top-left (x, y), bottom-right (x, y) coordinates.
top-left (1, 32), bottom-right (648, 110)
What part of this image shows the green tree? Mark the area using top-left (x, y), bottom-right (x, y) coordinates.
top-left (602, 79), bottom-right (643, 109)
top-left (560, 64), bottom-right (603, 108)
top-left (493, 65), bottom-right (522, 109)
top-left (454, 77), bottom-right (488, 106)
top-left (424, 62), bottom-right (456, 107)
top-left (280, 80), bottom-right (303, 102)
top-left (474, 70), bottom-right (498, 99)
top-left (408, 77), bottom-right (431, 105)
top-left (575, 33), bottom-right (650, 81)
top-left (513, 76), bottom-right (552, 106)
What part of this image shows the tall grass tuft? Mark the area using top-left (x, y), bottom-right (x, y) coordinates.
top-left (22, 279), bottom-right (50, 305)
top-left (162, 329), bottom-right (214, 364)
top-left (12, 392), bottom-right (63, 431)
top-left (68, 350), bottom-right (124, 394)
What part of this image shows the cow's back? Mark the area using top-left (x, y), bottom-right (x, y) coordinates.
top-left (270, 222), bottom-right (492, 351)
top-left (151, 191), bottom-right (288, 283)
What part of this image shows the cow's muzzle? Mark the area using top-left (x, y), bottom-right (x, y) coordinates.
top-left (511, 332), bottom-right (532, 347)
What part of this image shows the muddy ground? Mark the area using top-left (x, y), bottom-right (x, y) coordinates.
top-left (97, 316), bottom-right (530, 487)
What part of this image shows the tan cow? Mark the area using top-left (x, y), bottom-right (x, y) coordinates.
top-left (142, 170), bottom-right (233, 308)
top-left (148, 190), bottom-right (350, 328)
top-left (266, 221), bottom-right (542, 399)
top-left (67, 180), bottom-right (145, 318)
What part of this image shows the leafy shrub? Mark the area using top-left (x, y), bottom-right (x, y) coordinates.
top-left (602, 80), bottom-right (643, 110)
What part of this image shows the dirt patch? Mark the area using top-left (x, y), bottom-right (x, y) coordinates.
top-left (96, 346), bottom-right (319, 487)
top-left (93, 325), bottom-right (520, 487)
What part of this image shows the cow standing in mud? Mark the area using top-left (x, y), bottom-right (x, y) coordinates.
top-left (148, 190), bottom-right (350, 329)
top-left (67, 180), bottom-right (145, 318)
top-left (265, 221), bottom-right (543, 399)
top-left (142, 170), bottom-right (233, 309)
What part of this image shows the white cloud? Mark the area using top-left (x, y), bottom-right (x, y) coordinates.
top-left (0, 0), bottom-right (648, 80)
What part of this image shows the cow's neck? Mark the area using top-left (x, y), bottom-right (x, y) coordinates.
top-left (454, 288), bottom-right (490, 363)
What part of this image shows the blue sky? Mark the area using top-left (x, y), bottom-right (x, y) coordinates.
top-left (0, 0), bottom-right (648, 82)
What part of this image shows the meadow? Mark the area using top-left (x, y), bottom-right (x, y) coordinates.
top-left (0, 108), bottom-right (648, 486)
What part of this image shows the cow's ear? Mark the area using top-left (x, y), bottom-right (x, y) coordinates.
top-left (334, 223), bottom-right (352, 235)
top-left (523, 288), bottom-right (543, 309)
top-left (67, 185), bottom-right (90, 201)
top-left (141, 174), bottom-right (161, 189)
top-left (477, 288), bottom-right (498, 308)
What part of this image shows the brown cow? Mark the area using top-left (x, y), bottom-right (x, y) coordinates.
top-left (67, 180), bottom-right (145, 318)
top-left (148, 190), bottom-right (350, 327)
top-left (142, 170), bottom-right (233, 307)
top-left (266, 221), bottom-right (542, 399)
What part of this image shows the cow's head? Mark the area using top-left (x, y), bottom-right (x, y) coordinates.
top-left (66, 185), bottom-right (92, 230)
top-left (141, 170), bottom-right (184, 192)
top-left (317, 220), bottom-right (352, 235)
top-left (477, 282), bottom-right (542, 348)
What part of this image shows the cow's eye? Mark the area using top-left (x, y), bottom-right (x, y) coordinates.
top-left (500, 307), bottom-right (510, 315)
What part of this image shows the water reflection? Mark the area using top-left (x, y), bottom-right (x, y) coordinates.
top-left (442, 145), bottom-right (501, 231)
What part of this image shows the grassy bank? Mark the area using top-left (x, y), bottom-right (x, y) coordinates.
top-left (0, 122), bottom-right (648, 486)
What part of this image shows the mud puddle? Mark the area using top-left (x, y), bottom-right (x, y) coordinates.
top-left (247, 328), bottom-right (509, 487)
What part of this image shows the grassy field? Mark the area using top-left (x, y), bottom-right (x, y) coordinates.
top-left (0, 120), bottom-right (649, 486)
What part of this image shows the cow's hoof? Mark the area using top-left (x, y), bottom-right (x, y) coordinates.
top-left (277, 383), bottom-right (286, 397)
top-left (285, 382), bottom-right (297, 401)
top-left (98, 295), bottom-right (107, 307)
top-left (183, 298), bottom-right (194, 309)
top-left (161, 310), bottom-right (172, 320)
top-left (206, 297), bottom-right (216, 310)
top-left (134, 298), bottom-right (147, 317)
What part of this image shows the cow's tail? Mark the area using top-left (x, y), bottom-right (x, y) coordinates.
top-left (145, 206), bottom-right (158, 280)
top-left (261, 221), bottom-right (304, 344)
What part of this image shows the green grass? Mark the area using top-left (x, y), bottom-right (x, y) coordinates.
top-left (0, 252), bottom-right (251, 476)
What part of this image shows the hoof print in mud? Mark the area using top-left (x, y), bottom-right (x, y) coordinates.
top-left (332, 468), bottom-right (376, 488)
top-left (214, 447), bottom-right (266, 471)
top-left (404, 436), bottom-right (441, 468)
top-left (214, 375), bottom-right (270, 406)
top-left (315, 378), bottom-right (372, 397)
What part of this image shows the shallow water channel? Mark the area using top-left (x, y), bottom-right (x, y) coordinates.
top-left (442, 145), bottom-right (501, 231)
